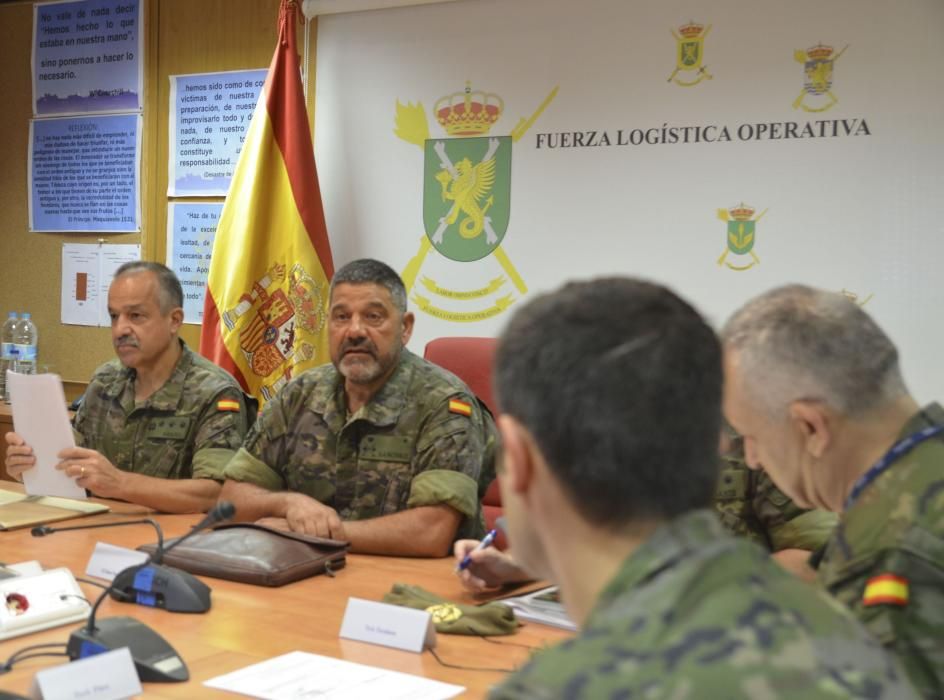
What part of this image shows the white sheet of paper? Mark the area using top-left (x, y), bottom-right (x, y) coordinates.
top-left (203, 651), bottom-right (464, 700)
top-left (7, 372), bottom-right (84, 499)
top-left (86, 542), bottom-right (149, 582)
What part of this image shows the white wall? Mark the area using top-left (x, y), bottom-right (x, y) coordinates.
top-left (315, 0), bottom-right (944, 403)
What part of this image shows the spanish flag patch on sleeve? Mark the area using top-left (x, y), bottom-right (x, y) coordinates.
top-left (448, 399), bottom-right (473, 417)
top-left (862, 574), bottom-right (909, 607)
top-left (217, 399), bottom-right (241, 413)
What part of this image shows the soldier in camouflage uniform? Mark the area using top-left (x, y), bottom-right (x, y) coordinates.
top-left (723, 284), bottom-right (942, 699)
top-left (485, 278), bottom-right (915, 699)
top-left (4, 262), bottom-right (250, 513)
top-left (220, 259), bottom-right (492, 557)
top-left (716, 430), bottom-right (837, 580)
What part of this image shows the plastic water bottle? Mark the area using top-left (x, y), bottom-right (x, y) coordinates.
top-left (0, 312), bottom-right (17, 400)
top-left (13, 312), bottom-right (38, 375)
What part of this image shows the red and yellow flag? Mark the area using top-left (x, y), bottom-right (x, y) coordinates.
top-left (200, 0), bottom-right (333, 404)
top-left (862, 574), bottom-right (909, 607)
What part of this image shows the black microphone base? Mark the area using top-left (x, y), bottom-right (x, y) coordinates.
top-left (67, 617), bottom-right (189, 683)
top-left (111, 564), bottom-right (211, 613)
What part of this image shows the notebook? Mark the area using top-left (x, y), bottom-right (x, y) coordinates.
top-left (0, 489), bottom-right (109, 530)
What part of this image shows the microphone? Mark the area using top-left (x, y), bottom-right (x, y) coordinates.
top-left (31, 516), bottom-right (213, 611)
top-left (62, 502), bottom-right (236, 683)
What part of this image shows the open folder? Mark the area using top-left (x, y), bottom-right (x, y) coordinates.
top-left (0, 490), bottom-right (109, 530)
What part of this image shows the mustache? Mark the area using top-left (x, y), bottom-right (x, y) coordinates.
top-left (340, 338), bottom-right (378, 357)
top-left (114, 335), bottom-right (140, 349)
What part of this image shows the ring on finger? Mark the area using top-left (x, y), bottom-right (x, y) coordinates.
top-left (80, 466), bottom-right (86, 478)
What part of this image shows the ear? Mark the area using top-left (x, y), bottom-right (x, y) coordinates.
top-left (496, 414), bottom-right (536, 495)
top-left (400, 311), bottom-right (415, 345)
top-left (788, 400), bottom-right (831, 458)
top-left (169, 307), bottom-right (184, 334)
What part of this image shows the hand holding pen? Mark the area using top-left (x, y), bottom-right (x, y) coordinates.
top-left (456, 528), bottom-right (498, 572)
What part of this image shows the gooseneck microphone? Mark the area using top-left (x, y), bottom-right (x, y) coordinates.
top-left (33, 502), bottom-right (236, 683)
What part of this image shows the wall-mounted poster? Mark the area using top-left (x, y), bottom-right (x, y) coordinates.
top-left (29, 113), bottom-right (141, 233)
top-left (168, 69), bottom-right (267, 196)
top-left (32, 0), bottom-right (143, 116)
top-left (166, 202), bottom-right (222, 324)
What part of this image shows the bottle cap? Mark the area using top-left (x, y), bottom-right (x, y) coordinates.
top-left (21, 313), bottom-right (31, 320)
top-left (6, 312), bottom-right (16, 319)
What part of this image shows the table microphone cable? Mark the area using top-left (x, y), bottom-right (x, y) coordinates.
top-left (0, 642), bottom-right (69, 674)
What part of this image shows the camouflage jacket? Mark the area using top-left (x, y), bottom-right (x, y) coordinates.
top-left (73, 342), bottom-right (251, 480)
top-left (816, 403), bottom-right (944, 700)
top-left (490, 510), bottom-right (917, 700)
top-left (716, 441), bottom-right (837, 551)
top-left (222, 350), bottom-right (491, 539)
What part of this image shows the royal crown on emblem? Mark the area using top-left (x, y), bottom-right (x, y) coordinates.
top-left (729, 203), bottom-right (755, 220)
top-left (678, 22), bottom-right (704, 38)
top-left (806, 44), bottom-right (834, 60)
top-left (434, 81), bottom-right (504, 136)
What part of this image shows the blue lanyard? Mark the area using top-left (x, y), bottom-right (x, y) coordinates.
top-left (844, 424), bottom-right (944, 510)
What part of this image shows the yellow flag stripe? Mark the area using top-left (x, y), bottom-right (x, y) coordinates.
top-left (206, 93), bottom-right (330, 395)
top-left (449, 399), bottom-right (473, 416)
top-left (863, 577), bottom-right (908, 606)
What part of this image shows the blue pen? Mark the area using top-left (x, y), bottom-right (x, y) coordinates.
top-left (456, 528), bottom-right (497, 572)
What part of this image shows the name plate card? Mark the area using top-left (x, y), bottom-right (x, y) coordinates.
top-left (86, 542), bottom-right (149, 582)
top-left (30, 647), bottom-right (142, 700)
top-left (339, 597), bottom-right (436, 653)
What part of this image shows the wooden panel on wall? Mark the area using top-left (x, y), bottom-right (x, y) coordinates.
top-left (0, 1), bottom-right (137, 383)
top-left (0, 0), bottom-right (316, 379)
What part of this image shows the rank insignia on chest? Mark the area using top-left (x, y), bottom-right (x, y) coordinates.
top-left (217, 399), bottom-right (241, 412)
top-left (862, 574), bottom-right (909, 607)
top-left (448, 399), bottom-right (473, 417)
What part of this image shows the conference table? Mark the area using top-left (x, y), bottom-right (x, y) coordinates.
top-left (0, 484), bottom-right (570, 698)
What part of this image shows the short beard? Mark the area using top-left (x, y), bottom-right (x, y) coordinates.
top-left (338, 343), bottom-right (402, 385)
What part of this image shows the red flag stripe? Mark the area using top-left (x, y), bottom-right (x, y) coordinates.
top-left (201, 287), bottom-right (249, 392)
top-left (265, 3), bottom-right (334, 277)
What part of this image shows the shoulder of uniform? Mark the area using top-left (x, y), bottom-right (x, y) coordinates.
top-left (407, 351), bottom-right (478, 405)
top-left (89, 358), bottom-right (126, 384)
top-left (183, 349), bottom-right (243, 387)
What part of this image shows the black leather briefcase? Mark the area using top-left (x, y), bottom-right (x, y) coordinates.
top-left (138, 522), bottom-right (349, 587)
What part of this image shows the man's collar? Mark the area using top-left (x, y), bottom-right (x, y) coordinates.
top-left (896, 402), bottom-right (944, 439)
top-left (108, 339), bottom-right (191, 411)
top-left (587, 510), bottom-right (729, 624)
top-left (313, 350), bottom-right (417, 428)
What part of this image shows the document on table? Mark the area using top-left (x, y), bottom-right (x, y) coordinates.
top-left (204, 651), bottom-right (464, 700)
top-left (6, 372), bottom-right (84, 499)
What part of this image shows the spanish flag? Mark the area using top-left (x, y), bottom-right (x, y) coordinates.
top-left (200, 0), bottom-right (333, 403)
top-left (862, 574), bottom-right (909, 607)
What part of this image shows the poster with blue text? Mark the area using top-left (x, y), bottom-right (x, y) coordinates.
top-left (166, 202), bottom-right (222, 324)
top-left (168, 69), bottom-right (267, 196)
top-left (32, 0), bottom-right (143, 116)
top-left (29, 113), bottom-right (141, 232)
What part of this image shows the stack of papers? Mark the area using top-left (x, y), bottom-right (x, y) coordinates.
top-left (500, 585), bottom-right (577, 632)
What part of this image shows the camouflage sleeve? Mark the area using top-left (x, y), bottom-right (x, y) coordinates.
top-left (189, 389), bottom-right (253, 481)
top-left (821, 531), bottom-right (944, 699)
top-left (406, 394), bottom-right (483, 520)
top-left (753, 470), bottom-right (838, 552)
top-left (220, 390), bottom-right (290, 491)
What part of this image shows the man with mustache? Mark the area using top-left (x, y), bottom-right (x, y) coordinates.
top-left (4, 262), bottom-right (251, 513)
top-left (219, 258), bottom-right (494, 556)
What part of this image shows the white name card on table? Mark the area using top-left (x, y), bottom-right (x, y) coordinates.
top-left (339, 597), bottom-right (437, 653)
top-left (7, 371), bottom-right (83, 499)
top-left (86, 542), bottom-right (149, 582)
top-left (29, 647), bottom-right (142, 700)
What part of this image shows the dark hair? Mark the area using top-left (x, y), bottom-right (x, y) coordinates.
top-left (495, 277), bottom-right (722, 529)
top-left (329, 258), bottom-right (407, 313)
top-left (114, 261), bottom-right (184, 314)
